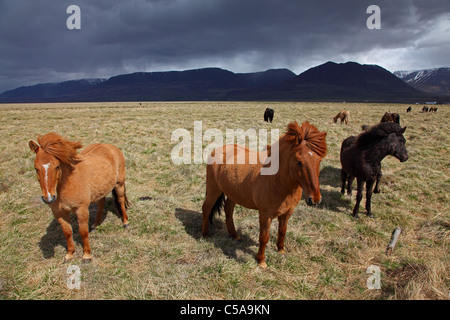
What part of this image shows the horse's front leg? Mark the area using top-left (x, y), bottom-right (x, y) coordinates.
top-left (340, 169), bottom-right (348, 195)
top-left (277, 209), bottom-right (293, 255)
top-left (76, 206), bottom-right (92, 263)
top-left (365, 179), bottom-right (376, 217)
top-left (256, 213), bottom-right (273, 269)
top-left (53, 209), bottom-right (75, 262)
top-left (352, 179), bottom-right (364, 219)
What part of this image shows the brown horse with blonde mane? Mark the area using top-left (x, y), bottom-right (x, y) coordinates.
top-left (202, 121), bottom-right (327, 268)
top-left (29, 133), bottom-right (129, 263)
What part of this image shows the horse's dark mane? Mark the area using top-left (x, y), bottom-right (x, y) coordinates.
top-left (284, 121), bottom-right (327, 157)
top-left (356, 122), bottom-right (403, 147)
top-left (37, 133), bottom-right (83, 168)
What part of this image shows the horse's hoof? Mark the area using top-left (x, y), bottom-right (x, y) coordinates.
top-left (82, 258), bottom-right (92, 264)
top-left (123, 223), bottom-right (129, 229)
top-left (258, 261), bottom-right (268, 269)
top-left (64, 254), bottom-right (74, 263)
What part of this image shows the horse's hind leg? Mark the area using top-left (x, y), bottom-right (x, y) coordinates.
top-left (347, 176), bottom-right (355, 196)
top-left (92, 197), bottom-right (105, 230)
top-left (224, 198), bottom-right (240, 240)
top-left (352, 179), bottom-right (364, 219)
top-left (114, 182), bottom-right (129, 228)
top-left (374, 170), bottom-right (382, 194)
top-left (201, 189), bottom-right (222, 237)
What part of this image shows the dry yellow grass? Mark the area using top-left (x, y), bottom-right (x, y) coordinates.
top-left (0, 101), bottom-right (448, 300)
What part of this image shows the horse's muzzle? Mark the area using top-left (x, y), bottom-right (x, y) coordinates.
top-left (42, 195), bottom-right (56, 204)
top-left (306, 196), bottom-right (322, 206)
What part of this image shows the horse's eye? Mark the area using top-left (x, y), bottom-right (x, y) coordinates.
top-left (56, 165), bottom-right (60, 170)
top-left (297, 160), bottom-right (303, 166)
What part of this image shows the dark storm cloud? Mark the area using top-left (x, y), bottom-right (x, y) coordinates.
top-left (0, 0), bottom-right (449, 93)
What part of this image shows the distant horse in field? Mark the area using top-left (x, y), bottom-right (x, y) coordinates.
top-left (381, 112), bottom-right (400, 124)
top-left (29, 133), bottom-right (129, 263)
top-left (333, 110), bottom-right (350, 125)
top-left (340, 122), bottom-right (408, 219)
top-left (406, 106), bottom-right (412, 113)
top-left (264, 108), bottom-right (274, 123)
top-left (202, 121), bottom-right (327, 268)
top-left (422, 106), bottom-right (429, 113)
top-left (429, 107), bottom-right (438, 112)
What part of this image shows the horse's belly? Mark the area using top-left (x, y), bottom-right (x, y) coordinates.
top-left (215, 165), bottom-right (260, 209)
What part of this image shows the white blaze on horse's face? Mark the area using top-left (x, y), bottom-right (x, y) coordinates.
top-left (294, 149), bottom-right (322, 206)
top-left (33, 153), bottom-right (61, 204)
top-left (42, 163), bottom-right (51, 200)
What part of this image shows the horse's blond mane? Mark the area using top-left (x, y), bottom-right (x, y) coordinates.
top-left (37, 133), bottom-right (82, 167)
top-left (284, 121), bottom-right (327, 157)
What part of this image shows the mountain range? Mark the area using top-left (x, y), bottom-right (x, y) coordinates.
top-left (1, 61), bottom-right (448, 103)
top-left (394, 68), bottom-right (450, 96)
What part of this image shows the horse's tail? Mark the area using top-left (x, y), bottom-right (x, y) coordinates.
top-left (209, 192), bottom-right (226, 224)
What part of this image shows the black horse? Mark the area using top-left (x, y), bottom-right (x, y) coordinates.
top-left (340, 122), bottom-right (409, 219)
top-left (264, 108), bottom-right (274, 123)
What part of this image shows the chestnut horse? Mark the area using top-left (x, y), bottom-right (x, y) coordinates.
top-left (29, 133), bottom-right (129, 263)
top-left (333, 110), bottom-right (350, 125)
top-left (202, 121), bottom-right (327, 268)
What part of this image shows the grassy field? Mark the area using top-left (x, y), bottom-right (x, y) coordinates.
top-left (0, 101), bottom-right (448, 300)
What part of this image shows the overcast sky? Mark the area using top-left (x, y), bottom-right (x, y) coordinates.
top-left (0, 0), bottom-right (449, 93)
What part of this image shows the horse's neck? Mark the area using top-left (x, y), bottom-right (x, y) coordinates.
top-left (364, 138), bottom-right (390, 164)
top-left (58, 162), bottom-right (80, 191)
top-left (268, 140), bottom-right (302, 195)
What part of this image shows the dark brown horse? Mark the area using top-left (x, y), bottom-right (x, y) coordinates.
top-left (381, 112), bottom-right (400, 124)
top-left (340, 122), bottom-right (408, 219)
top-left (264, 108), bottom-right (274, 123)
top-left (202, 121), bottom-right (327, 268)
top-left (29, 133), bottom-right (129, 263)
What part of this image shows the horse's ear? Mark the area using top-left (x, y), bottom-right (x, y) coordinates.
top-left (29, 141), bottom-right (39, 154)
top-left (400, 126), bottom-right (407, 134)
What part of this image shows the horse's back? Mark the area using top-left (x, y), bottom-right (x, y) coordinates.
top-left (58, 143), bottom-right (126, 205)
top-left (341, 136), bottom-right (356, 152)
top-left (340, 136), bottom-right (357, 173)
top-left (81, 143), bottom-right (124, 161)
top-left (79, 143), bottom-right (126, 177)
